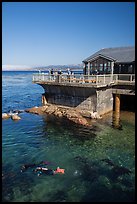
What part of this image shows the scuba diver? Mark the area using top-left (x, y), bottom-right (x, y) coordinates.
top-left (34, 166), bottom-right (65, 176)
top-left (20, 160), bottom-right (51, 172)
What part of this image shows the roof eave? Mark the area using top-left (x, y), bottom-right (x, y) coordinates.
top-left (82, 54), bottom-right (116, 63)
top-left (116, 60), bottom-right (135, 64)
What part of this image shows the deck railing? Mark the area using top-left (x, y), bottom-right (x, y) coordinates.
top-left (32, 73), bottom-right (135, 87)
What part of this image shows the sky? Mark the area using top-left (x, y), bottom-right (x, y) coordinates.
top-left (2, 2), bottom-right (135, 69)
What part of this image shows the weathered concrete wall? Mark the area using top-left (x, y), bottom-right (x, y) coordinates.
top-left (37, 82), bottom-right (134, 116)
top-left (40, 84), bottom-right (97, 112)
top-left (96, 87), bottom-right (113, 115)
top-left (39, 84), bottom-right (115, 115)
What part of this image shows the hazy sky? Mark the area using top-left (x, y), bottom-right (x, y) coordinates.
top-left (2, 2), bottom-right (135, 68)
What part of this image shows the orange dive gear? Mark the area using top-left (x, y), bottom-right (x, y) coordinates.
top-left (55, 167), bottom-right (65, 174)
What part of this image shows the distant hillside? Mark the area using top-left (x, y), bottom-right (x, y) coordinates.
top-left (2, 64), bottom-right (83, 71)
top-left (33, 64), bottom-right (83, 71)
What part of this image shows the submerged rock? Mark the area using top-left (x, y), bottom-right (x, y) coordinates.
top-left (25, 106), bottom-right (46, 114)
top-left (11, 114), bottom-right (21, 120)
top-left (112, 165), bottom-right (132, 176)
top-left (101, 158), bottom-right (132, 180)
top-left (101, 159), bottom-right (115, 167)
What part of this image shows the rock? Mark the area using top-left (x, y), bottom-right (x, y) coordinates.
top-left (11, 114), bottom-right (21, 120)
top-left (54, 110), bottom-right (63, 117)
top-left (65, 110), bottom-right (89, 126)
top-left (79, 110), bottom-right (92, 118)
top-left (2, 113), bottom-right (10, 119)
top-left (75, 117), bottom-right (89, 126)
top-left (25, 104), bottom-right (90, 127)
top-left (25, 106), bottom-right (45, 114)
top-left (45, 105), bottom-right (58, 114)
top-left (90, 111), bottom-right (102, 119)
top-left (112, 165), bottom-right (132, 176)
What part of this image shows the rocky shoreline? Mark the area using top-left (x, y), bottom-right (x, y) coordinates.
top-left (25, 104), bottom-right (102, 127)
top-left (2, 103), bottom-right (102, 127)
top-left (25, 104), bottom-right (89, 127)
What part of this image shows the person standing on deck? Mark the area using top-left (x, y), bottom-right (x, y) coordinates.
top-left (50, 68), bottom-right (54, 80)
top-left (67, 68), bottom-right (71, 82)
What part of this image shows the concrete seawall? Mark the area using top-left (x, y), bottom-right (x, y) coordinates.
top-left (39, 83), bottom-right (113, 116)
top-left (97, 87), bottom-right (113, 115)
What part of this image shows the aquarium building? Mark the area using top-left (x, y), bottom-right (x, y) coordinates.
top-left (82, 46), bottom-right (135, 75)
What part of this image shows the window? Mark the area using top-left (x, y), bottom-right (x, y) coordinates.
top-left (99, 64), bottom-right (103, 71)
top-left (107, 67), bottom-right (111, 72)
top-left (104, 63), bottom-right (107, 72)
top-left (108, 62), bottom-right (110, 66)
top-left (128, 65), bottom-right (133, 73)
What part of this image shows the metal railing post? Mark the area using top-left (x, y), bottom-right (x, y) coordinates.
top-left (103, 75), bottom-right (105, 84)
top-left (130, 74), bottom-right (132, 82)
top-left (116, 74), bottom-right (118, 83)
top-left (32, 73), bottom-right (135, 86)
top-left (96, 75), bottom-right (98, 85)
top-left (110, 73), bottom-right (113, 83)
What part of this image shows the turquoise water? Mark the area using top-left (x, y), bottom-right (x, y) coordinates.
top-left (2, 71), bottom-right (135, 202)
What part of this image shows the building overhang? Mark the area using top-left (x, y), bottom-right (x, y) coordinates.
top-left (115, 61), bottom-right (135, 64)
top-left (82, 54), bottom-right (116, 63)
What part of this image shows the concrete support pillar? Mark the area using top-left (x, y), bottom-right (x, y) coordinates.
top-left (113, 94), bottom-right (121, 129)
top-left (88, 62), bottom-right (90, 75)
top-left (42, 94), bottom-right (47, 105)
top-left (115, 94), bottom-right (120, 113)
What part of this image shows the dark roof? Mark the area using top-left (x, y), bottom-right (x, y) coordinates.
top-left (83, 46), bottom-right (135, 63)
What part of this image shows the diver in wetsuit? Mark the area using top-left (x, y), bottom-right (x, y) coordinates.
top-left (34, 167), bottom-right (65, 176)
top-left (34, 167), bottom-right (54, 176)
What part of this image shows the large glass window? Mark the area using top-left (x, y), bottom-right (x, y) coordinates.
top-left (106, 61), bottom-right (111, 73)
top-left (107, 67), bottom-right (111, 73)
top-left (99, 64), bottom-right (103, 71)
top-left (128, 65), bottom-right (133, 73)
top-left (108, 62), bottom-right (110, 66)
top-left (104, 63), bottom-right (107, 72)
top-left (87, 58), bottom-right (113, 74)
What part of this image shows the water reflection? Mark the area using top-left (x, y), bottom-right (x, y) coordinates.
top-left (112, 111), bottom-right (122, 130)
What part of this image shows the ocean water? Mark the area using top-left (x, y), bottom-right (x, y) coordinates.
top-left (2, 71), bottom-right (135, 202)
